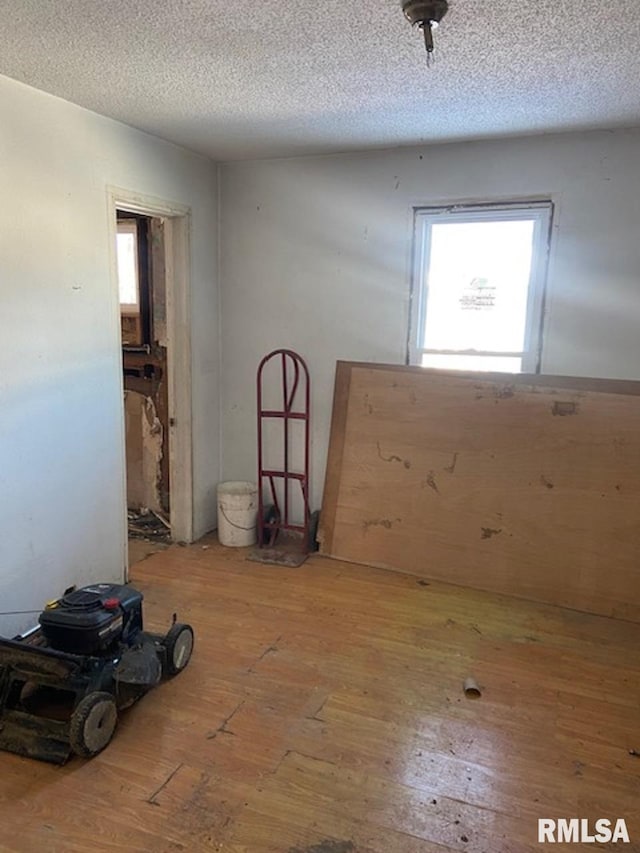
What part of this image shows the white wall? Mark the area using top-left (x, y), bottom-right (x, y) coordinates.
top-left (220, 129), bottom-right (640, 508)
top-left (0, 75), bottom-right (219, 636)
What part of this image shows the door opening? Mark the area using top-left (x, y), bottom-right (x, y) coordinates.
top-left (108, 188), bottom-right (193, 577)
top-left (117, 211), bottom-right (171, 561)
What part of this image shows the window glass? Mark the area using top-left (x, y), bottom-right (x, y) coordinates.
top-left (421, 353), bottom-right (522, 372)
top-left (117, 224), bottom-right (139, 309)
top-left (424, 220), bottom-right (535, 353)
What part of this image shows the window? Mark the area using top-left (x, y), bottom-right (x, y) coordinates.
top-left (409, 202), bottom-right (552, 373)
top-left (117, 220), bottom-right (140, 313)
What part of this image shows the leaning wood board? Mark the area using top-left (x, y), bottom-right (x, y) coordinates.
top-left (318, 362), bottom-right (640, 622)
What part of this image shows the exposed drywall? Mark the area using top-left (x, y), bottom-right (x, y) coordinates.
top-left (0, 75), bottom-right (219, 636)
top-left (124, 391), bottom-right (163, 513)
top-left (220, 129), bottom-right (640, 508)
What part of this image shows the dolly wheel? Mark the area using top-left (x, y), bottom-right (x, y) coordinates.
top-left (163, 623), bottom-right (194, 676)
top-left (70, 692), bottom-right (118, 757)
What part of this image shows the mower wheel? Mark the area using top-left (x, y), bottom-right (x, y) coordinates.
top-left (70, 692), bottom-right (118, 757)
top-left (162, 623), bottom-right (194, 676)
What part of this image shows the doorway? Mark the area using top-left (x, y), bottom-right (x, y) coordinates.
top-left (118, 211), bottom-right (170, 559)
top-left (108, 188), bottom-right (193, 574)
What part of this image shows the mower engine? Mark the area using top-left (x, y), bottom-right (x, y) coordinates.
top-left (38, 584), bottom-right (143, 655)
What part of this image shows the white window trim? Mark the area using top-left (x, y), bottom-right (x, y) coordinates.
top-left (408, 201), bottom-right (553, 373)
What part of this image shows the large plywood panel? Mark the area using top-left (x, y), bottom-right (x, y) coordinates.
top-left (319, 362), bottom-right (640, 622)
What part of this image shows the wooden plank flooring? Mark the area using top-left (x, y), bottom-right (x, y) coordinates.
top-left (0, 539), bottom-right (639, 852)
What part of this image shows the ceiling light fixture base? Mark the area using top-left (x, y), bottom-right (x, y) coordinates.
top-left (402, 0), bottom-right (449, 59)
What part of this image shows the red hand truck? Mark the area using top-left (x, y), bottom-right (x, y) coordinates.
top-left (253, 349), bottom-right (311, 566)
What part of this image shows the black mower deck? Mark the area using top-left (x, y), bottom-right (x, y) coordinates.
top-left (0, 623), bottom-right (192, 763)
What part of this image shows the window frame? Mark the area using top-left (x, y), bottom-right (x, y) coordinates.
top-left (408, 201), bottom-right (553, 374)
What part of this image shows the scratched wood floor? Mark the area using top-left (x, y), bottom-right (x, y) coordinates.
top-left (0, 539), bottom-right (639, 852)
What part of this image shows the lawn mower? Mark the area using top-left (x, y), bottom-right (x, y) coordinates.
top-left (0, 583), bottom-right (193, 763)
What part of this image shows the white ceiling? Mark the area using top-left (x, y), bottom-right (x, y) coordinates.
top-left (1, 0), bottom-right (640, 161)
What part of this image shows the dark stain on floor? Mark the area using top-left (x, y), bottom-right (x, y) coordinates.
top-left (289, 841), bottom-right (356, 853)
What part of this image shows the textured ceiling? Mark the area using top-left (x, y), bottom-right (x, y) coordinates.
top-left (1, 0), bottom-right (640, 161)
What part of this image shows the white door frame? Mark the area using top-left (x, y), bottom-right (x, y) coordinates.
top-left (107, 186), bottom-right (194, 556)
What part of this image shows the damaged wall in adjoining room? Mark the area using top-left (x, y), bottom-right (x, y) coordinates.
top-left (121, 215), bottom-right (170, 516)
top-left (124, 391), bottom-right (163, 513)
top-left (219, 128), bottom-right (640, 509)
top-left (0, 74), bottom-right (220, 637)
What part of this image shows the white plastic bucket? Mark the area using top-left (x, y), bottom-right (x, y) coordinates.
top-left (217, 481), bottom-right (258, 547)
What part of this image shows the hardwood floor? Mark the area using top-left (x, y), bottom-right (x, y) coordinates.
top-left (0, 539), bottom-right (639, 852)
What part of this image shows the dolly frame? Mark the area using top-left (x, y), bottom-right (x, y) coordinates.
top-left (256, 349), bottom-right (311, 550)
